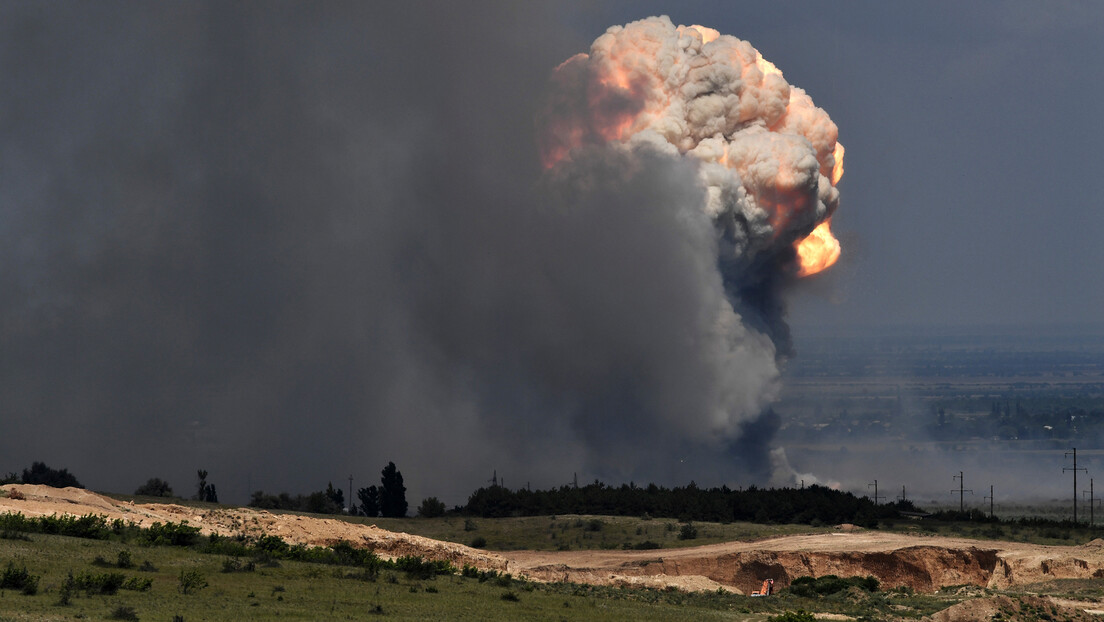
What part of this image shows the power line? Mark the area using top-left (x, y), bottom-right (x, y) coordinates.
top-left (867, 480), bottom-right (885, 505)
top-left (1084, 478), bottom-right (1099, 528)
top-left (1064, 448), bottom-right (1087, 524)
top-left (952, 471), bottom-right (973, 513)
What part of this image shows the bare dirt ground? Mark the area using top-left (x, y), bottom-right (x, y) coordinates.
top-left (4, 484), bottom-right (1104, 610)
top-left (503, 531), bottom-right (1104, 595)
top-left (0, 484), bottom-right (507, 571)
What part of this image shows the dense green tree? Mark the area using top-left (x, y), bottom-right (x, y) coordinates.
top-left (417, 496), bottom-right (446, 518)
top-left (379, 462), bottom-right (407, 518)
top-left (134, 478), bottom-right (173, 497)
top-left (325, 482), bottom-right (344, 510)
top-left (306, 490), bottom-right (339, 514)
top-left (195, 470), bottom-right (217, 503)
top-left (21, 462), bottom-right (83, 488)
top-left (357, 485), bottom-right (380, 517)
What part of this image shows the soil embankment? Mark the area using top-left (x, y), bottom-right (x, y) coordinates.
top-left (0, 484), bottom-right (506, 571)
top-left (504, 532), bottom-right (1104, 594)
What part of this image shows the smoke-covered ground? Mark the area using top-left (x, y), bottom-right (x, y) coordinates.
top-left (776, 325), bottom-right (1104, 513)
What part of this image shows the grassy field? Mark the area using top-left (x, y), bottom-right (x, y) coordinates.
top-left (357, 514), bottom-right (835, 552)
top-left (0, 525), bottom-right (961, 621)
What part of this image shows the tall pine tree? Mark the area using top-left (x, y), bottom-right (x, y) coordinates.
top-left (379, 462), bottom-right (407, 518)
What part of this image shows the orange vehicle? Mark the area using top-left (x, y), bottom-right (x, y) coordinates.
top-left (751, 578), bottom-right (774, 597)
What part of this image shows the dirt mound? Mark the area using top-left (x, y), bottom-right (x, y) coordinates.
top-left (0, 484), bottom-right (505, 571)
top-left (501, 532), bottom-right (1104, 594)
top-left (924, 594), bottom-right (1098, 622)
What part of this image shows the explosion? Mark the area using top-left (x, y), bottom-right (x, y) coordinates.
top-left (540, 16), bottom-right (844, 278)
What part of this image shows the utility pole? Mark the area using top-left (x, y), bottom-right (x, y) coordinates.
top-left (868, 480), bottom-right (885, 505)
top-left (348, 475), bottom-right (354, 514)
top-left (898, 485), bottom-right (908, 503)
top-left (1083, 478), bottom-right (1097, 527)
top-left (952, 471), bottom-right (973, 513)
top-left (1064, 448), bottom-right (1087, 524)
top-left (984, 485), bottom-right (994, 520)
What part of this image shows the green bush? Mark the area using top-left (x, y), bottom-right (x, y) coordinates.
top-left (134, 477), bottom-right (174, 497)
top-left (108, 605), bottom-right (140, 621)
top-left (418, 497), bottom-right (447, 518)
top-left (768, 611), bottom-right (816, 622)
top-left (394, 555), bottom-right (453, 580)
top-left (178, 569), bottom-right (208, 595)
top-left (140, 521), bottom-right (199, 547)
top-left (0, 562), bottom-right (39, 595)
top-left (72, 571), bottom-right (126, 595)
top-left (787, 575), bottom-right (878, 598)
top-left (678, 522), bottom-right (698, 540)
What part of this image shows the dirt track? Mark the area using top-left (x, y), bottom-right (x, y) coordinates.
top-left (3, 484), bottom-right (1103, 596)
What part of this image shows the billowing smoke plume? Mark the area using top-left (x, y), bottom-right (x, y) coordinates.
top-left (534, 17), bottom-right (846, 480)
top-left (0, 7), bottom-right (842, 501)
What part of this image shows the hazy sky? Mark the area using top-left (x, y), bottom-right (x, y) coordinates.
top-left (3, 2), bottom-right (1102, 504)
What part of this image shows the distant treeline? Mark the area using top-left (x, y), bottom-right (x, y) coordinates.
top-left (462, 482), bottom-right (919, 527)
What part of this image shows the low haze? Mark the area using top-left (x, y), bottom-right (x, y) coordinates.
top-left (3, 2), bottom-right (1102, 508)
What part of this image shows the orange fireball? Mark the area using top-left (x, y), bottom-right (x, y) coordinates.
top-left (796, 220), bottom-right (841, 277)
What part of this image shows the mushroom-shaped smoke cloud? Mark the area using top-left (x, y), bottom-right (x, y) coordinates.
top-left (535, 16), bottom-right (846, 482)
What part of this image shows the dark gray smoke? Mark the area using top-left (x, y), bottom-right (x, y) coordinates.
top-left (0, 5), bottom-right (816, 503)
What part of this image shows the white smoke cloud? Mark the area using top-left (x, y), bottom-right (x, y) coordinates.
top-left (540, 16), bottom-right (842, 280)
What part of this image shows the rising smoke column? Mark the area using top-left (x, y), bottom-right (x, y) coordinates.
top-left (536, 16), bottom-right (846, 481)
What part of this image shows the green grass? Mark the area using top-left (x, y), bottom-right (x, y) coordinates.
top-left (878, 517), bottom-right (1103, 546)
top-left (0, 529), bottom-right (958, 621)
top-left (337, 514), bottom-right (834, 551)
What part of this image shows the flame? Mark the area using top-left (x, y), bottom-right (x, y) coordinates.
top-left (795, 141), bottom-right (845, 277)
top-left (795, 220), bottom-right (840, 277)
top-left (831, 142), bottom-right (845, 186)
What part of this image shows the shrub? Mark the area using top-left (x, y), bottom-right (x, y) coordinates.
top-left (134, 478), bottom-right (173, 497)
top-left (140, 521), bottom-right (199, 547)
top-left (221, 558), bottom-right (256, 573)
top-left (1, 562), bottom-right (40, 594)
top-left (469, 536), bottom-right (487, 548)
top-left (418, 497), bottom-right (447, 518)
top-left (122, 577), bottom-right (152, 591)
top-left (178, 569), bottom-right (208, 595)
top-left (108, 605), bottom-right (140, 621)
top-left (768, 611), bottom-right (816, 622)
top-left (395, 555), bottom-right (453, 580)
top-left (678, 522), bottom-right (698, 540)
top-left (787, 575), bottom-right (878, 598)
top-left (633, 540), bottom-right (660, 550)
top-left (73, 571), bottom-right (125, 595)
